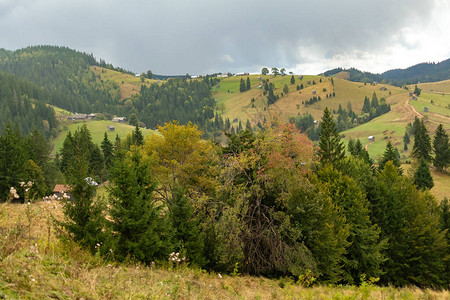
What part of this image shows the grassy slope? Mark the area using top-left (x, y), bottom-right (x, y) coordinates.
top-left (1, 201), bottom-right (448, 299)
top-left (214, 75), bottom-right (403, 124)
top-left (216, 75), bottom-right (450, 200)
top-left (90, 66), bottom-right (162, 100)
top-left (51, 120), bottom-right (154, 154)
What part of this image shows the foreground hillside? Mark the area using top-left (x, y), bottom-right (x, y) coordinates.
top-left (0, 201), bottom-right (448, 299)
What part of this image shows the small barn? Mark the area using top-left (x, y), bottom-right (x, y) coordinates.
top-left (53, 184), bottom-right (72, 200)
top-left (379, 87), bottom-right (387, 91)
top-left (424, 106), bottom-right (429, 112)
top-left (368, 136), bottom-right (375, 142)
top-left (67, 113), bottom-right (88, 121)
top-left (112, 117), bottom-right (127, 123)
top-left (108, 125), bottom-right (115, 131)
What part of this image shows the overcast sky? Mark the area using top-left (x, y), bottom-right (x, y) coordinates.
top-left (1, 0), bottom-right (450, 75)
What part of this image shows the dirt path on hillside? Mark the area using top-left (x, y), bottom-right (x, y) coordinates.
top-left (392, 97), bottom-right (422, 122)
top-left (392, 96), bottom-right (450, 134)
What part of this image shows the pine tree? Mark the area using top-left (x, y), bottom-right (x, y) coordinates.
top-left (267, 87), bottom-right (276, 105)
top-left (246, 77), bottom-right (251, 91)
top-left (403, 131), bottom-right (410, 151)
top-left (374, 162), bottom-right (446, 287)
top-left (318, 107), bottom-right (345, 168)
top-left (379, 141), bottom-right (401, 172)
top-left (245, 119), bottom-right (252, 131)
top-left (316, 165), bottom-right (386, 284)
top-left (59, 131), bottom-right (105, 252)
top-left (433, 124), bottom-right (450, 172)
top-left (0, 124), bottom-right (28, 200)
top-left (108, 149), bottom-right (169, 263)
top-left (283, 84), bottom-right (289, 94)
top-left (414, 159), bottom-right (434, 190)
top-left (224, 118), bottom-right (231, 131)
top-left (371, 92), bottom-right (379, 111)
top-left (362, 96), bottom-right (371, 113)
top-left (168, 188), bottom-right (205, 267)
top-left (239, 78), bottom-right (246, 92)
top-left (412, 119), bottom-right (432, 162)
top-left (414, 84), bottom-right (421, 96)
top-left (290, 75), bottom-right (295, 84)
top-left (347, 138), bottom-right (356, 155)
top-left (132, 123), bottom-right (144, 146)
top-left (101, 132), bottom-right (114, 170)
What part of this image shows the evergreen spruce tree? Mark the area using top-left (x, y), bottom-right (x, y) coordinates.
top-left (412, 119), bottom-right (432, 162)
top-left (290, 75), bottom-right (295, 84)
top-left (347, 138), bottom-right (356, 156)
top-left (283, 84), bottom-right (289, 94)
top-left (239, 78), bottom-right (246, 92)
top-left (132, 123), bottom-right (144, 146)
top-left (439, 198), bottom-right (450, 285)
top-left (371, 92), bottom-right (379, 111)
top-left (414, 84), bottom-right (421, 96)
top-left (267, 87), bottom-right (276, 105)
top-left (245, 119), bottom-right (252, 131)
top-left (59, 131), bottom-right (106, 252)
top-left (101, 132), bottom-right (114, 170)
top-left (375, 162), bottom-right (446, 287)
top-left (433, 124), bottom-right (450, 172)
top-left (168, 188), bottom-right (205, 267)
top-left (379, 141), bottom-right (401, 172)
top-left (403, 131), bottom-right (410, 151)
top-left (238, 120), bottom-right (243, 133)
top-left (108, 149), bottom-right (169, 263)
top-left (316, 165), bottom-right (386, 284)
top-left (362, 96), bottom-right (371, 113)
top-left (318, 107), bottom-right (345, 168)
top-left (224, 118), bottom-right (231, 131)
top-left (246, 77), bottom-right (251, 91)
top-left (0, 124), bottom-right (28, 200)
top-left (414, 158), bottom-right (434, 191)
top-left (89, 145), bottom-right (104, 182)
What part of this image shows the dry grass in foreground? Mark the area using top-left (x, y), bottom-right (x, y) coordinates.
top-left (0, 201), bottom-right (449, 299)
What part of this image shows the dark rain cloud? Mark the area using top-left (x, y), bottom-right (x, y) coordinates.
top-left (0, 0), bottom-right (441, 74)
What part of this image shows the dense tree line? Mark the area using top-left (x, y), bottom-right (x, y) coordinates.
top-left (0, 46), bottom-right (227, 137)
top-left (0, 46), bottom-right (122, 114)
top-left (54, 114), bottom-right (449, 288)
top-left (0, 124), bottom-right (60, 201)
top-left (323, 58), bottom-right (450, 85)
top-left (134, 78), bottom-right (216, 130)
top-left (0, 71), bottom-right (57, 137)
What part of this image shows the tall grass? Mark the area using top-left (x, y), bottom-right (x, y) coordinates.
top-left (0, 201), bottom-right (449, 299)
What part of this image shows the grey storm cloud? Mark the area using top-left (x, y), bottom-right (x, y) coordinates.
top-left (0, 0), bottom-right (441, 74)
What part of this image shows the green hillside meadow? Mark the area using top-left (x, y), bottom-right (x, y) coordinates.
top-left (52, 120), bottom-right (154, 154)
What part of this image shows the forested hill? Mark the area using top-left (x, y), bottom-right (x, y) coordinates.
top-left (0, 46), bottom-right (121, 114)
top-left (323, 58), bottom-right (450, 85)
top-left (0, 70), bottom-right (57, 137)
top-left (383, 58), bottom-right (450, 84)
top-left (0, 46), bottom-right (220, 134)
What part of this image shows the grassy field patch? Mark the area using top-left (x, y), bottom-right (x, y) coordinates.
top-left (52, 120), bottom-right (154, 154)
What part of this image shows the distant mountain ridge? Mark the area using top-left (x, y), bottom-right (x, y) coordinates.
top-left (323, 58), bottom-right (450, 85)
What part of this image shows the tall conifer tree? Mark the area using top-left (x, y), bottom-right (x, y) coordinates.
top-left (318, 107), bottom-right (345, 168)
top-left (433, 124), bottom-right (450, 172)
